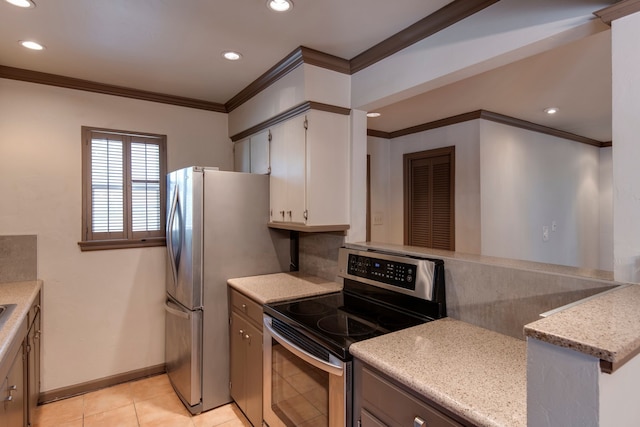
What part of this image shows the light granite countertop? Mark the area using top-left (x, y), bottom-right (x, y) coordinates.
top-left (350, 318), bottom-right (527, 427)
top-left (227, 272), bottom-right (342, 304)
top-left (524, 284), bottom-right (640, 372)
top-left (0, 280), bottom-right (42, 366)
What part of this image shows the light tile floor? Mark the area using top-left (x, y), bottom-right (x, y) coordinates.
top-left (34, 374), bottom-right (252, 427)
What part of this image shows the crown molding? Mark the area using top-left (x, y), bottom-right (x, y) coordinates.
top-left (0, 65), bottom-right (226, 112)
top-left (230, 101), bottom-right (351, 142)
top-left (350, 0), bottom-right (500, 73)
top-left (369, 110), bottom-right (609, 147)
top-left (595, 0), bottom-right (640, 25)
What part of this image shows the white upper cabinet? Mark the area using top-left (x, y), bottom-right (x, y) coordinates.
top-left (249, 129), bottom-right (270, 174)
top-left (233, 130), bottom-right (270, 174)
top-left (269, 110), bottom-right (349, 227)
top-left (233, 138), bottom-right (251, 173)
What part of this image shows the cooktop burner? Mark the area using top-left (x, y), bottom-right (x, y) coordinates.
top-left (317, 313), bottom-right (379, 337)
top-left (286, 300), bottom-right (332, 316)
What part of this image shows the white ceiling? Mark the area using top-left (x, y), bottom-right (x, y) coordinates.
top-left (0, 0), bottom-right (613, 141)
top-left (368, 29), bottom-right (612, 142)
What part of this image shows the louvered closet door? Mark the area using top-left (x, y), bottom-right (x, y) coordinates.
top-left (404, 147), bottom-right (455, 250)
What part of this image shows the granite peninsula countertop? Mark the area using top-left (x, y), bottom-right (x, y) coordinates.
top-left (0, 280), bottom-right (42, 366)
top-left (350, 318), bottom-right (527, 427)
top-left (227, 272), bottom-right (342, 304)
top-left (525, 284), bottom-right (640, 372)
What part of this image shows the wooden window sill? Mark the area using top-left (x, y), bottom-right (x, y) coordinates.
top-left (78, 237), bottom-right (166, 251)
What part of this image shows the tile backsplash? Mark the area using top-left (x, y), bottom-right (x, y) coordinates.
top-left (0, 235), bottom-right (37, 283)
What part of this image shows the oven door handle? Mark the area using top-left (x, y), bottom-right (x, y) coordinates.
top-left (264, 317), bottom-right (344, 376)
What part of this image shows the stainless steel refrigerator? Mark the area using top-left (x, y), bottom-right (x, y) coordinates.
top-left (165, 166), bottom-right (286, 414)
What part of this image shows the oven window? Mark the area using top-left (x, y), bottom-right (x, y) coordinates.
top-left (271, 341), bottom-right (329, 427)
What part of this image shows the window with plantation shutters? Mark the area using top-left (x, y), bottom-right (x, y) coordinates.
top-left (404, 147), bottom-right (455, 250)
top-left (80, 127), bottom-right (167, 251)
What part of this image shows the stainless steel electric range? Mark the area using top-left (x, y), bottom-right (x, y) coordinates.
top-left (262, 247), bottom-right (447, 427)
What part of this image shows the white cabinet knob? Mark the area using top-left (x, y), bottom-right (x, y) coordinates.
top-left (413, 416), bottom-right (426, 427)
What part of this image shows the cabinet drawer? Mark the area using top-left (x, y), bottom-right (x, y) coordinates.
top-left (229, 289), bottom-right (262, 327)
top-left (362, 367), bottom-right (463, 427)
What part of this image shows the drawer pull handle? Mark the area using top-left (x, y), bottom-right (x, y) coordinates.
top-left (414, 416), bottom-right (426, 427)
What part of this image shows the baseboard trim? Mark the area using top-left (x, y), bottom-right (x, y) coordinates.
top-left (39, 364), bottom-right (166, 405)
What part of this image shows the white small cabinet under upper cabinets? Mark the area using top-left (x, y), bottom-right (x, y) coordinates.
top-left (269, 109), bottom-right (349, 228)
top-left (233, 129), bottom-right (270, 174)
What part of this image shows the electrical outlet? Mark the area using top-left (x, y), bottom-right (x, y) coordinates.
top-left (373, 212), bottom-right (384, 225)
top-left (542, 226), bottom-right (549, 242)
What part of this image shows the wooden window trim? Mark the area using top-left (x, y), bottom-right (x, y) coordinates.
top-left (79, 126), bottom-right (167, 251)
top-left (403, 146), bottom-right (455, 250)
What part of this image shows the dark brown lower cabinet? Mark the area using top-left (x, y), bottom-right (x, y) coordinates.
top-left (0, 290), bottom-right (41, 427)
top-left (2, 342), bottom-right (24, 427)
top-left (355, 360), bottom-right (468, 427)
top-left (229, 288), bottom-right (263, 427)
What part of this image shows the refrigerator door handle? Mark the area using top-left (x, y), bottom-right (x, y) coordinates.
top-left (165, 300), bottom-right (190, 319)
top-left (167, 185), bottom-right (180, 288)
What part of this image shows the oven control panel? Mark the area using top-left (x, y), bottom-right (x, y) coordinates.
top-left (347, 253), bottom-right (417, 290)
top-left (338, 247), bottom-right (438, 301)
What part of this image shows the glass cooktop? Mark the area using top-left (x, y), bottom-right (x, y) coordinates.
top-left (263, 289), bottom-right (433, 360)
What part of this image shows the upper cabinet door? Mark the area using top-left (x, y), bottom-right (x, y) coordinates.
top-left (234, 138), bottom-right (251, 173)
top-left (282, 115), bottom-right (307, 224)
top-left (305, 110), bottom-right (349, 226)
top-left (269, 115), bottom-right (306, 223)
top-left (250, 130), bottom-right (270, 175)
top-left (269, 122), bottom-right (287, 222)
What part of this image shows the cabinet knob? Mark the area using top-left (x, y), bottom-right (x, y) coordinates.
top-left (238, 329), bottom-right (244, 336)
top-left (241, 303), bottom-right (247, 312)
top-left (413, 416), bottom-right (426, 427)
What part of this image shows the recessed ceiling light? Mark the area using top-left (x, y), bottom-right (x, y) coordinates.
top-left (5, 0), bottom-right (36, 8)
top-left (267, 0), bottom-right (293, 12)
top-left (544, 107), bottom-right (559, 115)
top-left (222, 51), bottom-right (242, 61)
top-left (366, 112), bottom-right (381, 118)
top-left (19, 40), bottom-right (44, 50)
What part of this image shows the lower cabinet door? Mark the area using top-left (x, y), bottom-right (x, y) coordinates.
top-left (5, 344), bottom-right (24, 427)
top-left (230, 311), bottom-right (263, 427)
top-left (230, 312), bottom-right (247, 407)
top-left (244, 321), bottom-right (263, 427)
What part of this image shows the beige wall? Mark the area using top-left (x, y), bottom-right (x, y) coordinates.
top-left (367, 118), bottom-right (612, 270)
top-left (480, 120), bottom-right (604, 270)
top-left (367, 120), bottom-right (482, 255)
top-left (0, 78), bottom-right (231, 392)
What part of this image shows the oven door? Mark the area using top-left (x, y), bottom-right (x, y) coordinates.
top-left (263, 315), bottom-right (351, 427)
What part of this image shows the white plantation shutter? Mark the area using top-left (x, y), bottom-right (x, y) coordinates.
top-left (91, 137), bottom-right (125, 235)
top-left (131, 142), bottom-right (161, 233)
top-left (81, 127), bottom-right (166, 250)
